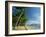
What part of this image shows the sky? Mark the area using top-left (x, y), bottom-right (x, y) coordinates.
top-left (25, 7), bottom-right (40, 25)
top-left (12, 7), bottom-right (40, 25)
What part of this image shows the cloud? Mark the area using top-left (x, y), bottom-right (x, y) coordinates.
top-left (25, 20), bottom-right (40, 25)
top-left (25, 14), bottom-right (41, 25)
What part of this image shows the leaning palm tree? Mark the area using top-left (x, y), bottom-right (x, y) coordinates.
top-left (12, 7), bottom-right (28, 30)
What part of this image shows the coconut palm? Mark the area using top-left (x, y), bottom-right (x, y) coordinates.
top-left (12, 7), bottom-right (27, 30)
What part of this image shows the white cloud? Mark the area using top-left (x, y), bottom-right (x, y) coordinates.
top-left (25, 14), bottom-right (41, 25)
top-left (25, 20), bottom-right (40, 25)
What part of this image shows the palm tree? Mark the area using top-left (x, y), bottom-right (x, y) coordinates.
top-left (12, 7), bottom-right (27, 30)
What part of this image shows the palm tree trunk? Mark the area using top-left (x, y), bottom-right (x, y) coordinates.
top-left (15, 12), bottom-right (23, 26)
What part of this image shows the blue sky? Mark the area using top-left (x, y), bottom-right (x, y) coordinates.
top-left (25, 7), bottom-right (40, 25)
top-left (12, 7), bottom-right (40, 25)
